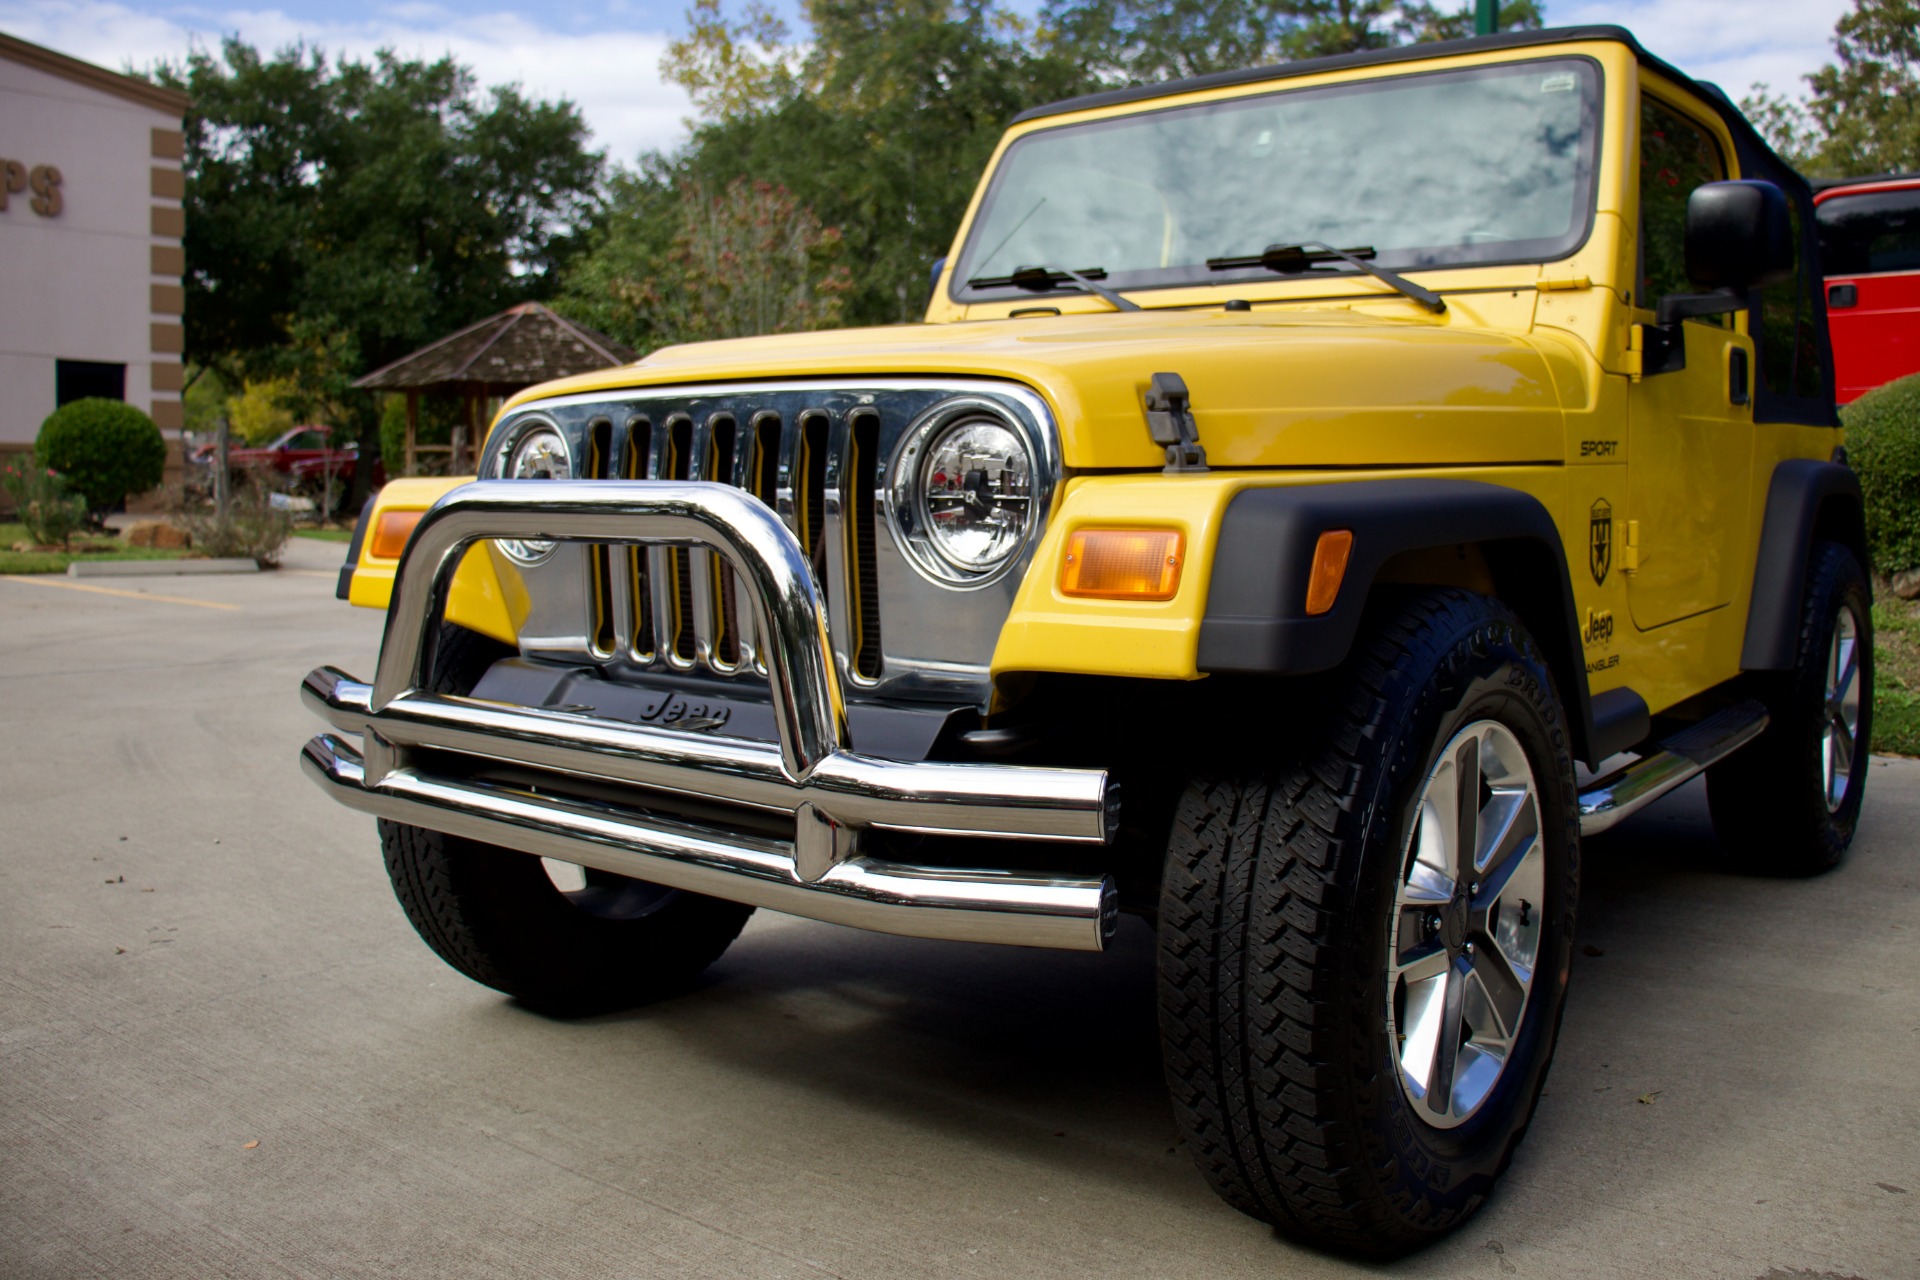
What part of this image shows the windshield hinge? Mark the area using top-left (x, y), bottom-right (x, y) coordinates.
top-left (1535, 275), bottom-right (1593, 292)
top-left (1144, 372), bottom-right (1208, 473)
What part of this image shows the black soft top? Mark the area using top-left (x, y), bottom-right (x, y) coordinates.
top-left (1015, 26), bottom-right (1775, 166)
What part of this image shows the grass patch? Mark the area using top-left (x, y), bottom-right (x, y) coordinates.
top-left (0, 522), bottom-right (193, 575)
top-left (1873, 595), bottom-right (1920, 757)
top-left (293, 527), bottom-right (355, 542)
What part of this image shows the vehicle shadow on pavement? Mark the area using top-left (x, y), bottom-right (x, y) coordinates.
top-left (570, 912), bottom-right (1207, 1196)
top-left (441, 772), bottom-right (1898, 1275)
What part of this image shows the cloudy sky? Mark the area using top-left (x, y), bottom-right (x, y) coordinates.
top-left (0, 0), bottom-right (1855, 166)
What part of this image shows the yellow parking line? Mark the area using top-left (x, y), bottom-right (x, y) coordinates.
top-left (0, 575), bottom-right (241, 611)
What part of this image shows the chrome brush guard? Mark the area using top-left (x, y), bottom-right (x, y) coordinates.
top-left (301, 481), bottom-right (1119, 951)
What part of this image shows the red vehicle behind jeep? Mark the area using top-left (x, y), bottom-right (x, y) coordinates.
top-left (193, 424), bottom-right (385, 492)
top-left (1815, 174), bottom-right (1920, 403)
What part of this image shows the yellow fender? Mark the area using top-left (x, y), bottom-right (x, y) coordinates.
top-left (345, 476), bottom-right (524, 647)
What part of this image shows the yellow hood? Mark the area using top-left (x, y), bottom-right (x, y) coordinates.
top-left (507, 309), bottom-right (1565, 470)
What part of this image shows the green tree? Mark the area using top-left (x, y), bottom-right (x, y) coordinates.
top-left (1741, 0), bottom-right (1919, 177)
top-left (1806, 0), bottom-right (1920, 175)
top-left (553, 165), bottom-right (684, 349)
top-left (644, 0), bottom-right (1095, 329)
top-left (1037, 0), bottom-right (1541, 85)
top-left (154, 41), bottom-right (604, 469)
top-left (662, 0), bottom-right (801, 116)
top-left (226, 376), bottom-right (298, 445)
top-left (562, 177), bottom-right (851, 350)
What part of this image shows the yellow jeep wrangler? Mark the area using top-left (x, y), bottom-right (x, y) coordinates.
top-left (303, 24), bottom-right (1869, 1256)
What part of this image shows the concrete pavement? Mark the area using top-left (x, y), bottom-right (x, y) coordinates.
top-left (2, 537), bottom-right (1915, 1279)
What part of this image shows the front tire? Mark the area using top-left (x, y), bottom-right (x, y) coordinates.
top-left (1707, 541), bottom-right (1872, 876)
top-left (1157, 589), bottom-right (1579, 1257)
top-left (380, 622), bottom-right (754, 1015)
top-left (380, 821), bottom-right (754, 1016)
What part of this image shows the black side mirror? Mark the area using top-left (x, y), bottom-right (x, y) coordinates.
top-left (1655, 180), bottom-right (1795, 326)
top-left (1685, 180), bottom-right (1794, 291)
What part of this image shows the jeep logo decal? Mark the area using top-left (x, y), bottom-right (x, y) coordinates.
top-left (1589, 499), bottom-right (1612, 585)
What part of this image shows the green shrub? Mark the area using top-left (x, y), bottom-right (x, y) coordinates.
top-left (175, 475), bottom-right (293, 567)
top-left (0, 450), bottom-right (87, 548)
top-left (36, 398), bottom-right (166, 515)
top-left (1844, 373), bottom-right (1920, 575)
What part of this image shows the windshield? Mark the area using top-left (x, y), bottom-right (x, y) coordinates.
top-left (954, 58), bottom-right (1601, 301)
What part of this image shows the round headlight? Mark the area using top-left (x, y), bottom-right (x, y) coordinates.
top-left (918, 418), bottom-right (1034, 572)
top-left (890, 404), bottom-right (1039, 586)
top-left (495, 421), bottom-right (571, 564)
top-left (506, 424), bottom-right (570, 481)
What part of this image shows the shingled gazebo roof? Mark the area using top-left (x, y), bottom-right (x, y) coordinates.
top-left (354, 302), bottom-right (636, 394)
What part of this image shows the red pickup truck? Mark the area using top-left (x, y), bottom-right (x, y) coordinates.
top-left (1816, 174), bottom-right (1920, 404)
top-left (193, 425), bottom-right (384, 495)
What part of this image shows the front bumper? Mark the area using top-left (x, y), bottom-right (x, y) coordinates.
top-left (302, 480), bottom-right (1120, 951)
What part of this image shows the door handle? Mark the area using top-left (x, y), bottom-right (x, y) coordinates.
top-left (1828, 283), bottom-right (1858, 308)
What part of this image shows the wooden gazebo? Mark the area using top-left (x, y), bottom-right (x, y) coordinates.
top-left (354, 303), bottom-right (636, 475)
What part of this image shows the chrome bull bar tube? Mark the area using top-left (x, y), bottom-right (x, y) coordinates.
top-left (373, 481), bottom-right (844, 780)
top-left (302, 735), bottom-right (1116, 951)
top-left (302, 480), bottom-right (1119, 951)
top-left (303, 668), bottom-right (1117, 843)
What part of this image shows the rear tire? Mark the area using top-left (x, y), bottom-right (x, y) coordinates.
top-left (1707, 542), bottom-right (1872, 876)
top-left (1157, 589), bottom-right (1579, 1257)
top-left (381, 622), bottom-right (754, 1014)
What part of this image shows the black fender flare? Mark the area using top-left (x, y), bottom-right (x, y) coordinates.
top-left (1739, 458), bottom-right (1867, 671)
top-left (1196, 478), bottom-right (1629, 766)
top-left (336, 494), bottom-right (377, 601)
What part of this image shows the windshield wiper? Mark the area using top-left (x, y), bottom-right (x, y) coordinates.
top-left (966, 264), bottom-right (1142, 312)
top-left (1206, 242), bottom-right (1446, 314)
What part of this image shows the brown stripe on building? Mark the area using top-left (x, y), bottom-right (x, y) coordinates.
top-left (151, 362), bottom-right (184, 392)
top-left (150, 283), bottom-right (184, 315)
top-left (150, 167), bottom-right (184, 199)
top-left (151, 244), bottom-right (184, 276)
top-left (150, 400), bottom-right (184, 431)
top-left (150, 128), bottom-right (184, 160)
top-left (150, 322), bottom-right (183, 354)
top-left (150, 205), bottom-right (184, 237)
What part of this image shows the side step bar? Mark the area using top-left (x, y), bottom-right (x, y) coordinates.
top-left (1577, 700), bottom-right (1769, 836)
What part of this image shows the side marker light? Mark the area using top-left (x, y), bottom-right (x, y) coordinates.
top-left (1305, 530), bottom-right (1354, 616)
top-left (1060, 528), bottom-right (1184, 601)
top-left (369, 510), bottom-right (425, 560)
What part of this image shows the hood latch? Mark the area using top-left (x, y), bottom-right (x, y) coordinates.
top-left (1144, 372), bottom-right (1208, 473)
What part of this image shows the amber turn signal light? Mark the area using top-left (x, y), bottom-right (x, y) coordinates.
top-left (1304, 529), bottom-right (1354, 615)
top-left (369, 510), bottom-right (425, 560)
top-left (1060, 528), bottom-right (1184, 601)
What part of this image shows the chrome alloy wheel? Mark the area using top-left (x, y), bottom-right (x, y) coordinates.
top-left (1387, 720), bottom-right (1546, 1129)
top-left (1824, 604), bottom-right (1865, 812)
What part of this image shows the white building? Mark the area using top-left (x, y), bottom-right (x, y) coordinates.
top-left (0, 33), bottom-right (189, 482)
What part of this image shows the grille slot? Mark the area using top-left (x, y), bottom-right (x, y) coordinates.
top-left (625, 416), bottom-right (655, 661)
top-left (585, 419), bottom-right (617, 656)
top-left (849, 409), bottom-right (883, 681)
top-left (750, 412), bottom-right (781, 507)
top-left (663, 416), bottom-right (696, 667)
top-left (704, 415), bottom-right (742, 670)
top-left (795, 412), bottom-right (830, 579)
